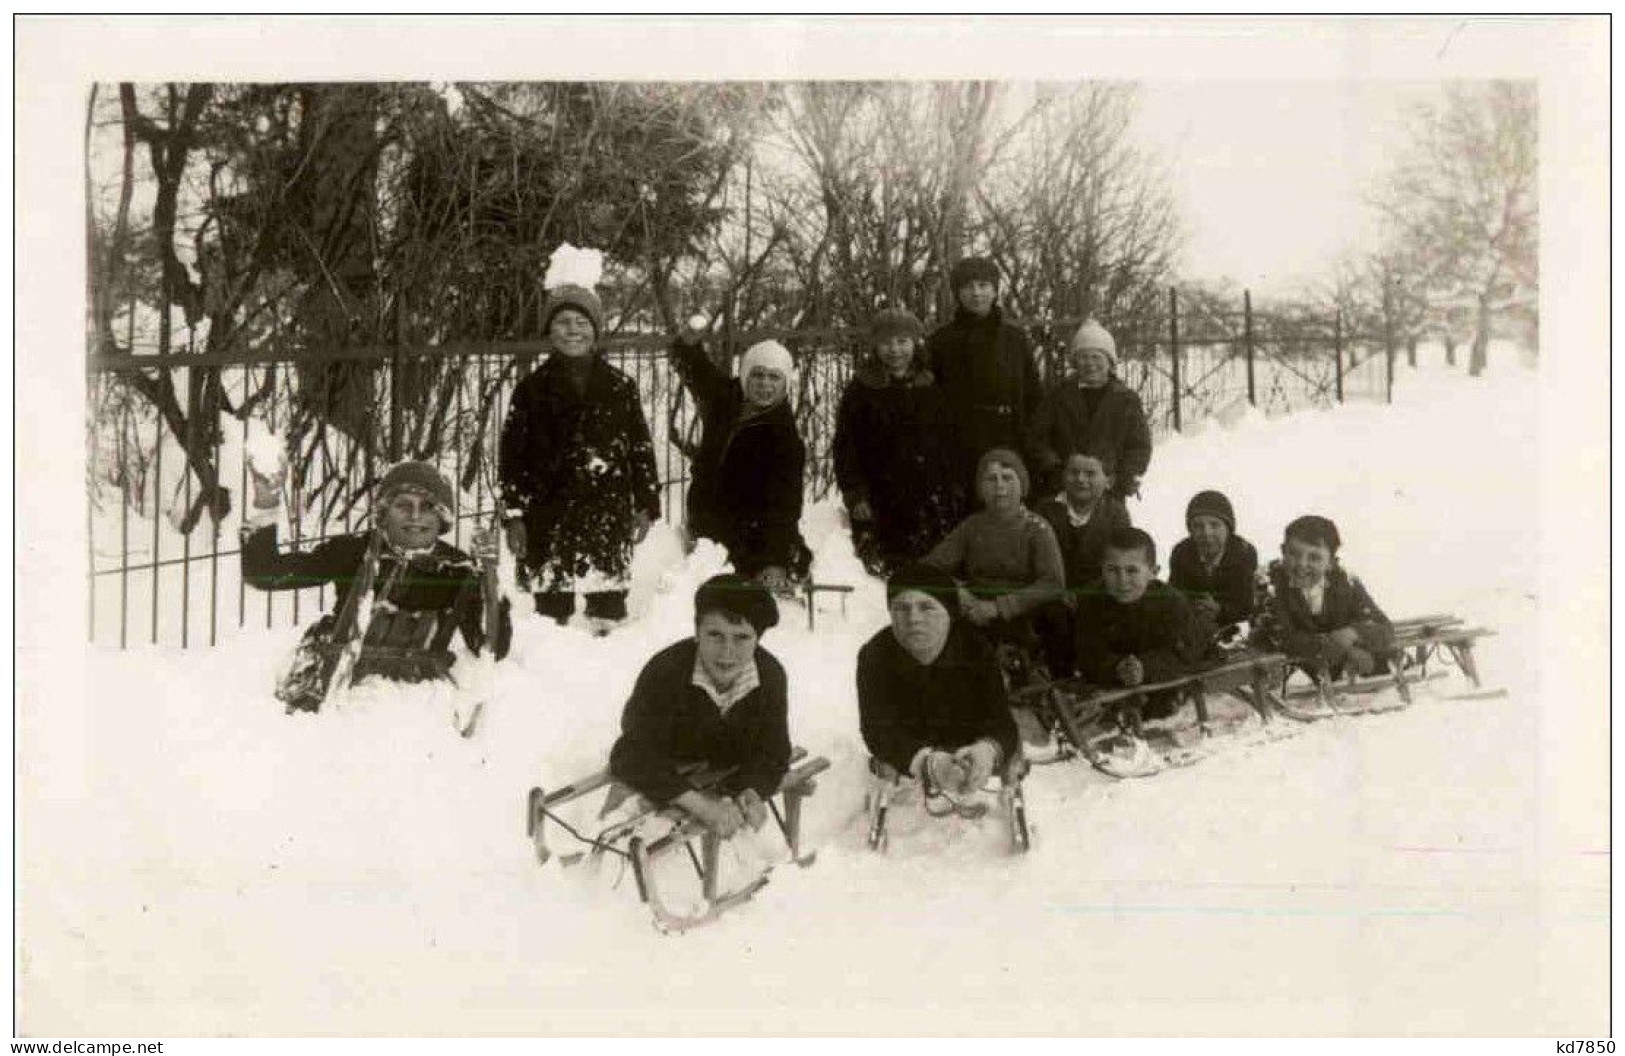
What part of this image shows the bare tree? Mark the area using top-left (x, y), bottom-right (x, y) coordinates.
top-left (1376, 81), bottom-right (1537, 376)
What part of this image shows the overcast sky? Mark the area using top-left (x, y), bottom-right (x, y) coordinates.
top-left (1133, 80), bottom-right (1441, 297)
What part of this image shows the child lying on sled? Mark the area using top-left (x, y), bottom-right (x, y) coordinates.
top-left (1255, 514), bottom-right (1394, 679)
top-left (857, 562), bottom-right (1020, 804)
top-left (1072, 527), bottom-right (1211, 721)
top-left (609, 574), bottom-right (791, 838)
top-left (242, 459), bottom-right (512, 714)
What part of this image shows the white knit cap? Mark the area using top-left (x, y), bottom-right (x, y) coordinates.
top-left (1070, 318), bottom-right (1117, 365)
top-left (740, 339), bottom-right (796, 386)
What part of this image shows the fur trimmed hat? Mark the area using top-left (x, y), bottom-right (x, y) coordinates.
top-left (377, 461), bottom-right (455, 531)
top-left (543, 284), bottom-right (604, 339)
top-left (1284, 514), bottom-right (1341, 554)
top-left (739, 339), bottom-right (796, 396)
top-left (870, 307), bottom-right (924, 344)
top-left (1185, 490), bottom-right (1236, 534)
top-left (975, 447), bottom-right (1030, 500)
top-left (886, 561), bottom-right (962, 622)
top-left (949, 256), bottom-right (999, 290)
top-left (1070, 318), bottom-right (1117, 366)
top-left (693, 573), bottom-right (780, 634)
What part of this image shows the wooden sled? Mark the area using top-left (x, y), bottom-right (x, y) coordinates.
top-left (1275, 613), bottom-right (1502, 714)
top-left (797, 581), bottom-right (855, 631)
top-left (866, 754), bottom-right (1032, 855)
top-left (526, 747), bottom-right (831, 933)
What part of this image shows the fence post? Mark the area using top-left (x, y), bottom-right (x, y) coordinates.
top-left (1333, 310), bottom-right (1345, 404)
top-left (1243, 288), bottom-right (1256, 407)
top-left (1168, 287), bottom-right (1182, 431)
top-left (1383, 292), bottom-right (1396, 406)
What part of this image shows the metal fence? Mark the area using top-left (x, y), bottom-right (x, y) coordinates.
top-left (86, 295), bottom-right (1394, 649)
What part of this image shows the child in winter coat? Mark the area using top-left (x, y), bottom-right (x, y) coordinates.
top-left (833, 307), bottom-right (964, 577)
top-left (924, 448), bottom-right (1066, 675)
top-left (242, 459), bottom-right (512, 714)
top-left (857, 562), bottom-right (1020, 803)
top-left (499, 282), bottom-right (660, 631)
top-left (1255, 515), bottom-right (1394, 678)
top-left (1027, 319), bottom-right (1153, 500)
top-left (669, 327), bottom-right (811, 594)
top-left (1073, 526), bottom-right (1210, 720)
top-left (1168, 489), bottom-right (1260, 642)
top-left (609, 574), bottom-right (790, 837)
top-left (924, 256), bottom-right (1043, 506)
top-left (1032, 449), bottom-right (1133, 676)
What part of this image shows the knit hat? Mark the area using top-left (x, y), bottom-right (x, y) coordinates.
top-left (1284, 514), bottom-right (1341, 554)
top-left (1185, 490), bottom-right (1236, 534)
top-left (693, 573), bottom-right (780, 634)
top-left (975, 447), bottom-right (1030, 500)
top-left (1070, 318), bottom-right (1117, 366)
top-left (543, 284), bottom-right (604, 339)
top-left (949, 256), bottom-right (999, 291)
top-left (377, 461), bottom-right (454, 531)
top-left (740, 339), bottom-right (796, 390)
top-left (870, 307), bottom-right (924, 344)
top-left (886, 562), bottom-right (961, 622)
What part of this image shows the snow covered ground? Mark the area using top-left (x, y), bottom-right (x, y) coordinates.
top-left (22, 359), bottom-right (1606, 1036)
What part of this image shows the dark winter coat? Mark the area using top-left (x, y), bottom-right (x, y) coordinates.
top-left (924, 305), bottom-right (1043, 488)
top-left (833, 360), bottom-right (964, 572)
top-left (856, 623), bottom-right (1020, 778)
top-left (1035, 495), bottom-right (1133, 599)
top-left (498, 354), bottom-right (660, 591)
top-left (608, 639), bottom-right (792, 806)
top-left (1169, 535), bottom-right (1260, 627)
top-left (241, 524), bottom-right (512, 675)
top-left (1257, 560), bottom-right (1394, 663)
top-left (1026, 377), bottom-right (1153, 497)
top-left (1072, 580), bottom-right (1210, 690)
top-left (669, 337), bottom-right (810, 578)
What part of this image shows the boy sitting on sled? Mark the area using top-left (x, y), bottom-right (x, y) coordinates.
top-left (609, 575), bottom-right (790, 838)
top-left (1033, 448), bottom-right (1133, 676)
top-left (857, 562), bottom-right (1020, 807)
top-left (1072, 527), bottom-right (1210, 720)
top-left (1255, 514), bottom-right (1394, 679)
top-left (1168, 489), bottom-right (1259, 644)
top-left (242, 459), bottom-right (512, 714)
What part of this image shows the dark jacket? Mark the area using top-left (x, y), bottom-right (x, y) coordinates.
top-left (1257, 560), bottom-right (1394, 662)
top-left (670, 337), bottom-right (809, 578)
top-left (1169, 535), bottom-right (1260, 627)
top-left (1026, 377), bottom-right (1153, 497)
top-left (1073, 580), bottom-right (1209, 688)
top-left (833, 360), bottom-right (964, 567)
top-left (856, 623), bottom-right (1020, 777)
top-left (608, 639), bottom-right (792, 805)
top-left (924, 305), bottom-right (1042, 484)
top-left (1035, 495), bottom-right (1132, 599)
top-left (498, 354), bottom-right (660, 590)
top-left (242, 524), bottom-right (512, 666)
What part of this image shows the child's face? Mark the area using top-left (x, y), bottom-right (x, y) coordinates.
top-left (744, 365), bottom-right (788, 409)
top-left (1282, 535), bottom-right (1334, 589)
top-left (1190, 514), bottom-right (1230, 557)
top-left (956, 280), bottom-right (997, 316)
top-left (381, 489), bottom-right (444, 550)
top-left (548, 308), bottom-right (596, 359)
top-left (1102, 545), bottom-right (1154, 604)
top-left (1063, 455), bottom-right (1111, 506)
top-left (1067, 347), bottom-right (1112, 388)
top-left (888, 589), bottom-right (952, 659)
top-left (978, 462), bottom-right (1024, 511)
top-left (695, 611), bottom-right (759, 689)
top-left (877, 336), bottom-right (916, 378)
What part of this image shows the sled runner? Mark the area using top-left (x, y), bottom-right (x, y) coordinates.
top-left (865, 753), bottom-right (1032, 854)
top-left (1013, 651), bottom-right (1293, 779)
top-left (1273, 613), bottom-right (1501, 715)
top-left (525, 747), bottom-right (830, 933)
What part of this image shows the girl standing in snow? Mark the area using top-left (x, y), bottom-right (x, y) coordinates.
top-left (1026, 319), bottom-right (1152, 501)
top-left (499, 267), bottom-right (661, 632)
top-left (833, 307), bottom-right (965, 578)
top-left (242, 459), bottom-right (511, 714)
top-left (668, 322), bottom-right (811, 595)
